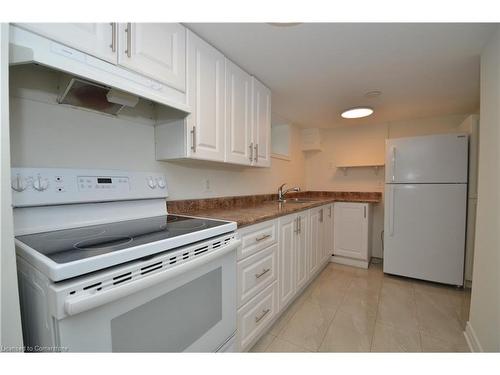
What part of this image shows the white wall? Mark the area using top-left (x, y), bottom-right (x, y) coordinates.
top-left (9, 66), bottom-right (306, 201)
top-left (467, 27), bottom-right (500, 352)
top-left (304, 113), bottom-right (470, 258)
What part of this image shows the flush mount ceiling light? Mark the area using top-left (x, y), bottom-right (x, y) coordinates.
top-left (341, 107), bottom-right (374, 119)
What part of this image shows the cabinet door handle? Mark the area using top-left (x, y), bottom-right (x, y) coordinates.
top-left (255, 234), bottom-right (271, 242)
top-left (249, 142), bottom-right (253, 161)
top-left (320, 209), bottom-right (323, 223)
top-left (110, 23), bottom-right (117, 52)
top-left (254, 144), bottom-right (258, 162)
top-left (329, 206), bottom-right (332, 218)
top-left (294, 218), bottom-right (298, 234)
top-left (190, 126), bottom-right (196, 153)
top-left (364, 206), bottom-right (366, 219)
top-left (255, 308), bottom-right (271, 323)
top-left (391, 146), bottom-right (396, 182)
top-left (255, 268), bottom-right (270, 279)
top-left (298, 216), bottom-right (301, 233)
top-left (125, 22), bottom-right (132, 57)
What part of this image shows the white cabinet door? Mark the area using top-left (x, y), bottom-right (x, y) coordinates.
top-left (323, 204), bottom-right (334, 262)
top-left (278, 214), bottom-right (296, 310)
top-left (185, 31), bottom-right (226, 162)
top-left (308, 207), bottom-right (323, 276)
top-left (295, 210), bottom-right (309, 291)
top-left (225, 59), bottom-right (252, 165)
top-left (17, 23), bottom-right (117, 63)
top-left (118, 23), bottom-right (186, 92)
top-left (251, 77), bottom-right (271, 167)
top-left (334, 202), bottom-right (369, 260)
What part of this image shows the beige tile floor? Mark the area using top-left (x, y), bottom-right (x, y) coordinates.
top-left (251, 262), bottom-right (471, 352)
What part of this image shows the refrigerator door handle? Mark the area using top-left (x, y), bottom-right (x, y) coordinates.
top-left (389, 185), bottom-right (395, 236)
top-left (391, 146), bottom-right (396, 182)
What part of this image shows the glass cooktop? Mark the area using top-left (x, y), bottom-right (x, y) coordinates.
top-left (16, 215), bottom-right (229, 264)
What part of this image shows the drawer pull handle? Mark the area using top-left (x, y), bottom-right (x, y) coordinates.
top-left (255, 308), bottom-right (271, 323)
top-left (255, 234), bottom-right (271, 242)
top-left (255, 268), bottom-right (271, 279)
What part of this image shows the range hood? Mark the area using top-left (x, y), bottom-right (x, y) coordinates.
top-left (58, 75), bottom-right (139, 115)
top-left (9, 25), bottom-right (190, 114)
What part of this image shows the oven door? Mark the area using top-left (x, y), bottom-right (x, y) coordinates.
top-left (56, 240), bottom-right (239, 352)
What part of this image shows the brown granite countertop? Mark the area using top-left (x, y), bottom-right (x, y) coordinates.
top-left (167, 191), bottom-right (381, 228)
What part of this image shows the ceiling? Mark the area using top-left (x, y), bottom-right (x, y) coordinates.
top-left (186, 23), bottom-right (497, 128)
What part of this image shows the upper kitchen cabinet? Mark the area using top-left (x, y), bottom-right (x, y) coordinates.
top-left (15, 23), bottom-right (117, 63)
top-left (156, 30), bottom-right (225, 162)
top-left (156, 29), bottom-right (272, 167)
top-left (252, 78), bottom-right (272, 167)
top-left (11, 23), bottom-right (189, 112)
top-left (225, 59), bottom-right (252, 165)
top-left (117, 23), bottom-right (186, 92)
top-left (185, 30), bottom-right (226, 161)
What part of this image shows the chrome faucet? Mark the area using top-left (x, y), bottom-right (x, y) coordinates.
top-left (278, 183), bottom-right (301, 202)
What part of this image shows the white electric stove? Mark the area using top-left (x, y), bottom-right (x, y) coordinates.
top-left (12, 168), bottom-right (240, 352)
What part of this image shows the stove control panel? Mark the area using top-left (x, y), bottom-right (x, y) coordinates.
top-left (11, 168), bottom-right (168, 207)
top-left (77, 175), bottom-right (130, 192)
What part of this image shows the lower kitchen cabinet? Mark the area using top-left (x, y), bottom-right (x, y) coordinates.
top-left (323, 203), bottom-right (334, 262)
top-left (237, 281), bottom-right (278, 351)
top-left (237, 203), bottom-right (335, 351)
top-left (295, 210), bottom-right (309, 292)
top-left (333, 202), bottom-right (372, 268)
top-left (278, 210), bottom-right (310, 310)
top-left (278, 214), bottom-right (296, 309)
top-left (237, 244), bottom-right (277, 306)
top-left (308, 206), bottom-right (324, 277)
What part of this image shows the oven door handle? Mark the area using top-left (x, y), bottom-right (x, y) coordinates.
top-left (64, 239), bottom-right (241, 316)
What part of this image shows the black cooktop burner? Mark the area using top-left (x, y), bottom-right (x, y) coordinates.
top-left (16, 215), bottom-right (227, 264)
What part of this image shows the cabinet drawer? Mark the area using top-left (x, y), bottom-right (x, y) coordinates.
top-left (237, 220), bottom-right (278, 260)
top-left (237, 281), bottom-right (278, 351)
top-left (237, 244), bottom-right (277, 307)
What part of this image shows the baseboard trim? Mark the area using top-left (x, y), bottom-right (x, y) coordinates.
top-left (330, 255), bottom-right (369, 269)
top-left (464, 321), bottom-right (483, 352)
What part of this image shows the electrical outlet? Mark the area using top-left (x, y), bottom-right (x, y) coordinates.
top-left (202, 178), bottom-right (211, 192)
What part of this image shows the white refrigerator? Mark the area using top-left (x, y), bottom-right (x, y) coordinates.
top-left (383, 133), bottom-right (468, 286)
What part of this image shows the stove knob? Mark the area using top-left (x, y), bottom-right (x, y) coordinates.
top-left (147, 176), bottom-right (157, 189)
top-left (157, 177), bottom-right (166, 189)
top-left (11, 175), bottom-right (27, 192)
top-left (33, 175), bottom-right (49, 191)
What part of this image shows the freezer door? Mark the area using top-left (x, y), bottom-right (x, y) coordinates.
top-left (385, 134), bottom-right (468, 183)
top-left (383, 183), bottom-right (467, 285)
